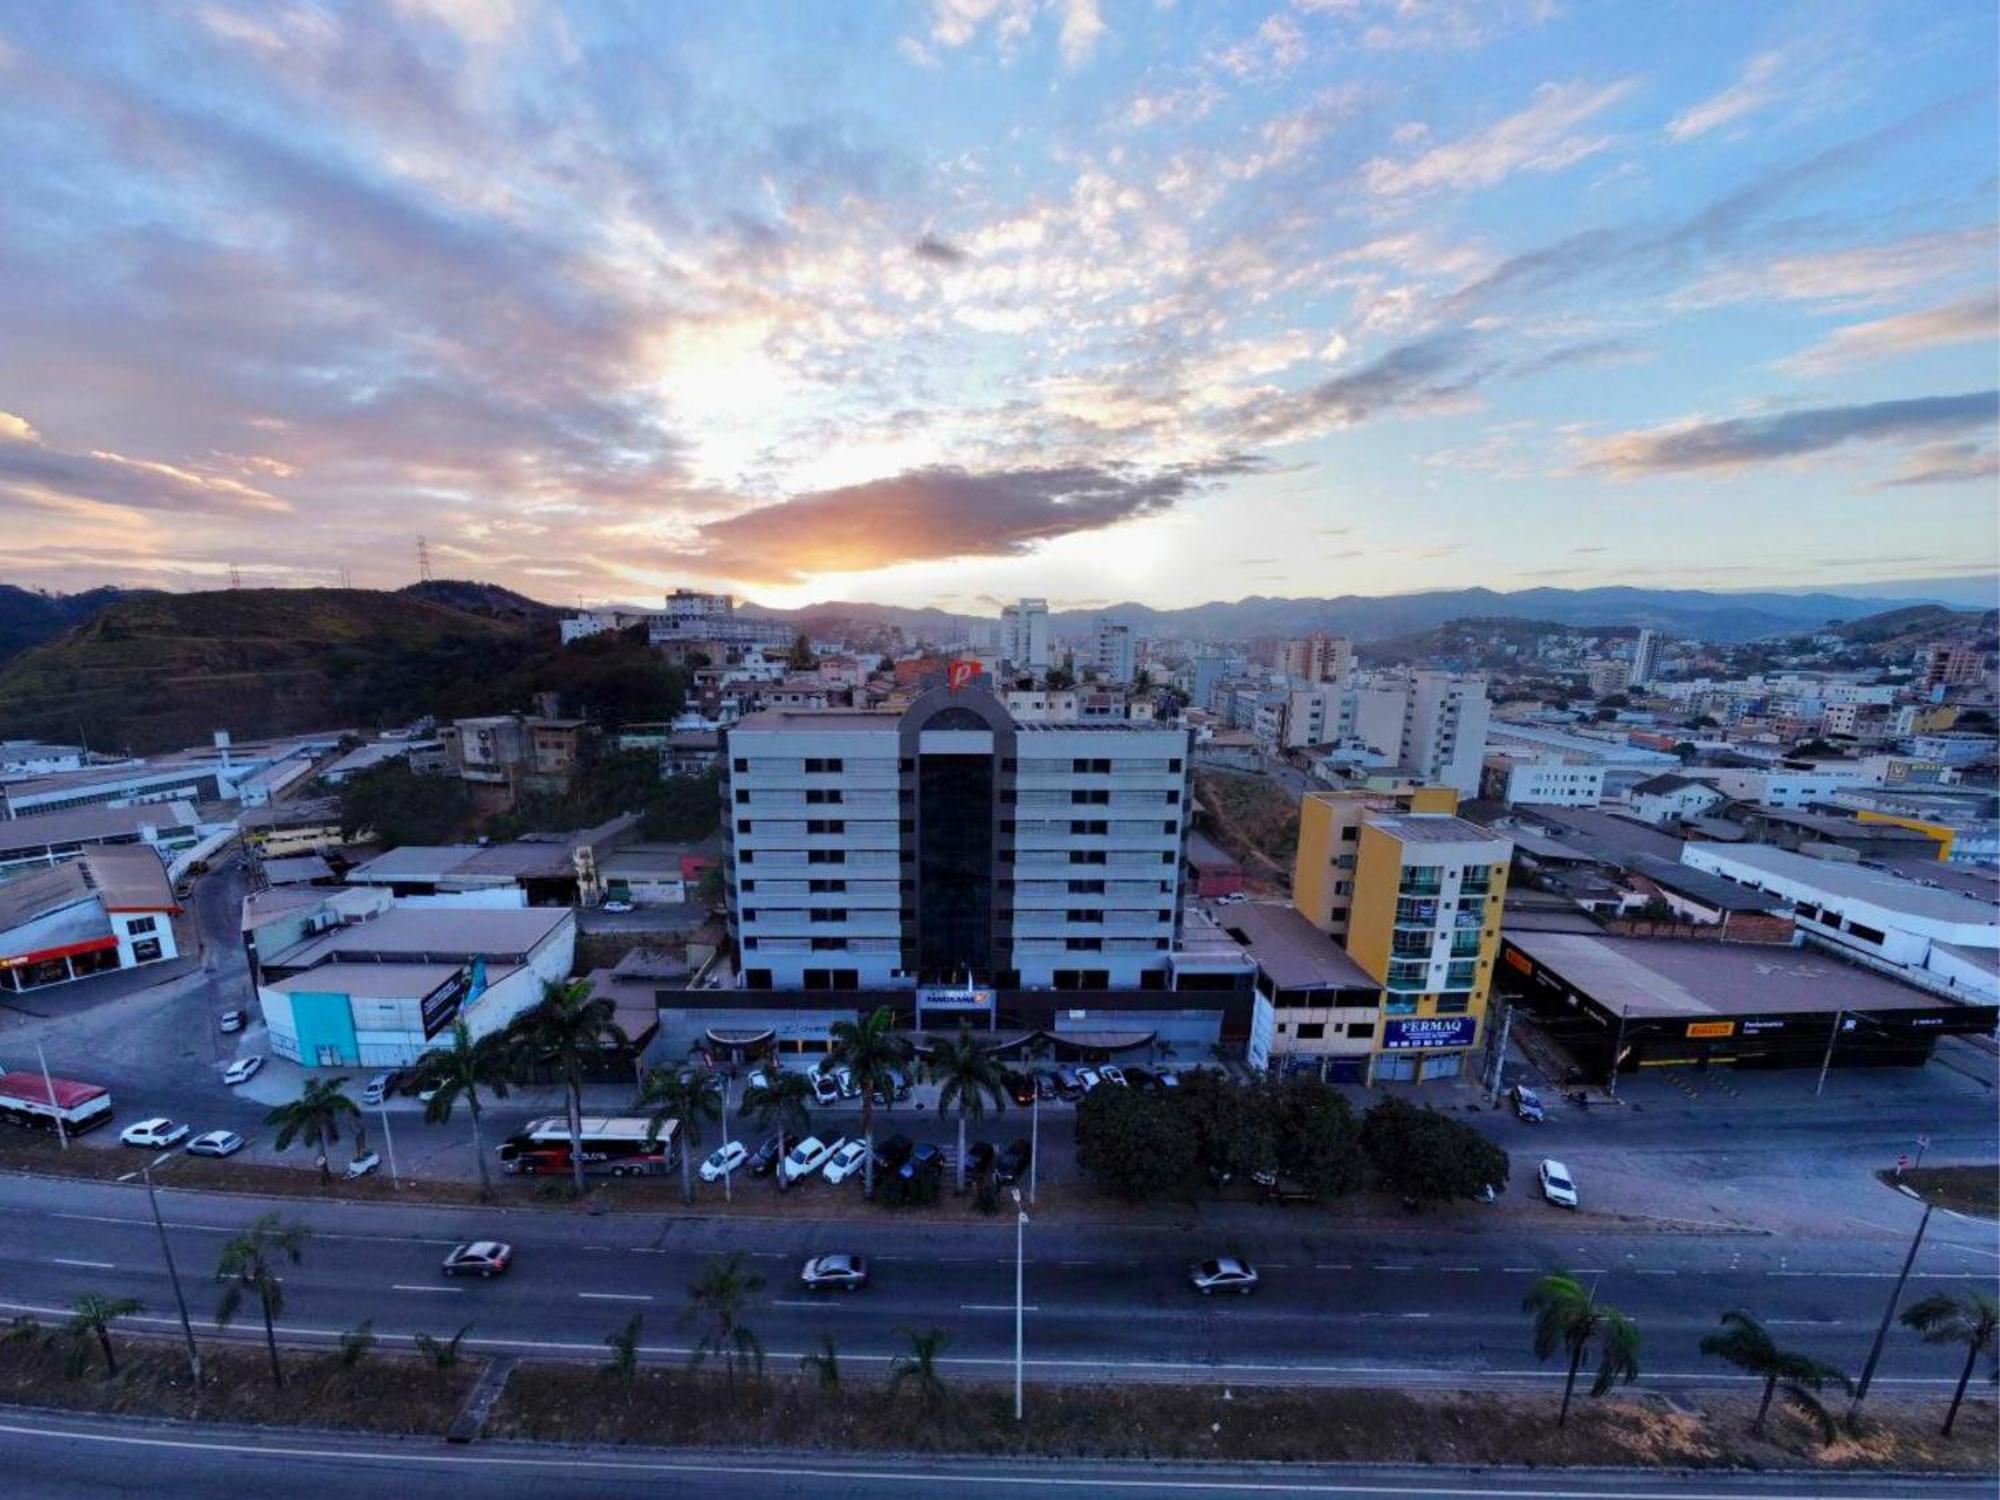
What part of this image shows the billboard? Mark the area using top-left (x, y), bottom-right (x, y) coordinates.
top-left (947, 659), bottom-right (981, 691)
top-left (1381, 1015), bottom-right (1477, 1051)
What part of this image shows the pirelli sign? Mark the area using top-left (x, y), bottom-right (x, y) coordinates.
top-left (1685, 1020), bottom-right (1735, 1040)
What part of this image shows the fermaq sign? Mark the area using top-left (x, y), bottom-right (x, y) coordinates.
top-left (1381, 1016), bottom-right (1478, 1051)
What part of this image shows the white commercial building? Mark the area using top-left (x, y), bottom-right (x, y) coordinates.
top-left (999, 598), bottom-right (1051, 671)
top-left (1480, 754), bottom-right (1605, 807)
top-left (1630, 630), bottom-right (1660, 687)
top-left (1354, 672), bottom-right (1490, 797)
top-left (1090, 616), bottom-right (1136, 685)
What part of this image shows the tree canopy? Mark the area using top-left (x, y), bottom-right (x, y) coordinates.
top-left (1360, 1096), bottom-right (1510, 1205)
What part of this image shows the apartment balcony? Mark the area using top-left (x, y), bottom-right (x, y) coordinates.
top-left (1390, 940), bottom-right (1433, 961)
top-left (1386, 963), bottom-right (1429, 992)
top-left (1460, 877), bottom-right (1494, 898)
top-left (1394, 898), bottom-right (1440, 926)
top-left (1448, 933), bottom-right (1483, 959)
top-left (1452, 909), bottom-right (1484, 929)
top-left (1398, 872), bottom-right (1444, 896)
top-left (1441, 961), bottom-right (1480, 991)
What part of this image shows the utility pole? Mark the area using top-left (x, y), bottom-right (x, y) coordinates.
top-left (1606, 1006), bottom-right (1628, 1098)
top-left (416, 535), bottom-right (434, 582)
top-left (1486, 1001), bottom-right (1515, 1103)
top-left (1817, 1010), bottom-right (1845, 1098)
top-left (143, 1155), bottom-right (201, 1383)
top-left (35, 1043), bottom-right (66, 1150)
top-left (1849, 1202), bottom-right (1931, 1429)
top-left (378, 1101), bottom-right (400, 1189)
top-left (1028, 1090), bottom-right (1039, 1206)
top-left (1011, 1187), bottom-right (1028, 1421)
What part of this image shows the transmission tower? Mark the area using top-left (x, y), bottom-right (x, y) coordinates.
top-left (417, 535), bottom-right (434, 582)
top-left (229, 564), bottom-right (243, 589)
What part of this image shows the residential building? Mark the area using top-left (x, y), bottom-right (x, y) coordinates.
top-left (1917, 643), bottom-right (1988, 692)
top-left (998, 598), bottom-right (1051, 670)
top-left (1356, 671), bottom-right (1489, 796)
top-left (0, 846), bottom-right (181, 992)
top-left (1216, 900), bottom-right (1381, 1081)
top-left (1292, 783), bottom-right (1460, 944)
top-left (1693, 765), bottom-right (1864, 810)
top-left (1090, 616), bottom-right (1136, 685)
top-left (1585, 659), bottom-right (1633, 698)
top-left (559, 606), bottom-right (655, 644)
top-left (1345, 813), bottom-right (1512, 1083)
top-left (644, 589), bottom-right (791, 651)
top-left (1630, 629), bottom-right (1660, 687)
top-left (1480, 753), bottom-right (1605, 807)
top-left (1279, 633), bottom-right (1353, 685)
top-left (1625, 772), bottom-right (1726, 828)
top-left (1004, 688), bottom-right (1080, 723)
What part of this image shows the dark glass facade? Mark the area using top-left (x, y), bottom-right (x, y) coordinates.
top-left (917, 752), bottom-right (994, 981)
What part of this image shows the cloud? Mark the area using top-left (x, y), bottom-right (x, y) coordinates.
top-left (914, 233), bottom-right (968, 265)
top-left (1214, 14), bottom-right (1307, 80)
top-left (1871, 441), bottom-right (2000, 489)
top-left (1238, 332), bottom-right (1491, 441)
top-left (1668, 50), bottom-right (1785, 142)
top-left (1057, 0), bottom-right (1106, 68)
top-left (1684, 227), bottom-right (1999, 310)
top-left (1362, 79), bottom-right (1636, 196)
top-left (0, 410), bottom-right (39, 444)
top-left (0, 415), bottom-right (291, 516)
top-left (1777, 296), bottom-right (1998, 376)
top-left (688, 457), bottom-right (1264, 582)
top-left (1291, 0), bottom-right (1559, 53)
top-left (1576, 391), bottom-right (2000, 477)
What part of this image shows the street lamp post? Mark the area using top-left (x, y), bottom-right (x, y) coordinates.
top-left (1816, 1009), bottom-right (1845, 1098)
top-left (1010, 1186), bottom-right (1028, 1421)
top-left (1028, 1091), bottom-right (1039, 1206)
top-left (35, 1043), bottom-right (67, 1150)
top-left (120, 1151), bottom-right (200, 1384)
top-left (1848, 1200), bottom-right (1932, 1428)
top-left (378, 1101), bottom-right (400, 1189)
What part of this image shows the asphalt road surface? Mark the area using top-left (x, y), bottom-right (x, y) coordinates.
top-left (1, 1411), bottom-right (1992, 1500)
top-left (0, 1173), bottom-right (1992, 1393)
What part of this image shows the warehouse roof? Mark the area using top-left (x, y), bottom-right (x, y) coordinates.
top-left (265, 961), bottom-right (465, 1000)
top-left (1688, 844), bottom-right (1999, 924)
top-left (1503, 931), bottom-right (1967, 1018)
top-left (1627, 855), bottom-right (1786, 914)
top-left (273, 905), bottom-right (569, 968)
top-left (0, 800), bottom-right (204, 851)
top-left (345, 845), bottom-right (482, 882)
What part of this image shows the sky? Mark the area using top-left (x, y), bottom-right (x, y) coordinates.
top-left (0, 0), bottom-right (1995, 616)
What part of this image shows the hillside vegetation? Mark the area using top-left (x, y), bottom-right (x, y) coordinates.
top-left (0, 586), bottom-right (682, 753)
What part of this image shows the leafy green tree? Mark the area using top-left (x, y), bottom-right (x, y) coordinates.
top-left (1176, 1066), bottom-right (1273, 1187)
top-left (62, 1293), bottom-right (143, 1378)
top-left (1267, 1075), bottom-right (1367, 1200)
top-left (1360, 1096), bottom-right (1509, 1206)
top-left (1699, 1310), bottom-right (1851, 1441)
top-left (645, 769), bottom-right (722, 842)
top-left (786, 632), bottom-right (817, 672)
top-left (743, 1069), bottom-right (814, 1194)
top-left (415, 1018), bottom-right (514, 1198)
top-left (802, 1332), bottom-right (841, 1390)
top-left (1671, 741), bottom-right (1697, 763)
top-left (1523, 1272), bottom-right (1640, 1426)
top-left (636, 1066), bottom-right (721, 1205)
top-left (335, 759), bottom-right (473, 845)
top-left (890, 1328), bottom-right (951, 1410)
top-left (1075, 1084), bottom-right (1198, 1201)
top-left (829, 1007), bottom-right (913, 1195)
top-left (683, 1253), bottom-right (764, 1393)
top-left (507, 979), bottom-right (629, 1197)
top-left (1900, 1291), bottom-right (2000, 1437)
top-left (338, 1319), bottom-right (376, 1369)
top-left (603, 1312), bottom-right (644, 1397)
top-left (414, 1322), bottom-right (473, 1390)
top-left (265, 1076), bottom-right (362, 1185)
top-left (216, 1213), bottom-right (310, 1388)
top-left (925, 1027), bottom-right (1006, 1194)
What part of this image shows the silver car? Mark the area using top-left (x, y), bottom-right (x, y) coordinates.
top-left (1190, 1256), bottom-right (1259, 1296)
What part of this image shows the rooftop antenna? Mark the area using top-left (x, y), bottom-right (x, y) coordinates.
top-left (417, 535), bottom-right (434, 582)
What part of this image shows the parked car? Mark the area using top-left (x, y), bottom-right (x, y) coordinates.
top-left (965, 1141), bottom-right (997, 1178)
top-left (120, 1118), bottom-right (189, 1149)
top-left (217, 1009), bottom-right (247, 1034)
top-left (745, 1066), bottom-right (774, 1095)
top-left (869, 1067), bottom-right (912, 1107)
top-left (1215, 892), bottom-right (1249, 905)
top-left (1123, 1066), bottom-right (1157, 1092)
top-left (834, 1066), bottom-right (859, 1100)
top-left (874, 1133), bottom-right (915, 1174)
top-left (1076, 1067), bottom-right (1102, 1092)
top-left (1538, 1158), bottom-right (1579, 1209)
top-left (1190, 1256), bottom-right (1259, 1295)
top-left (898, 1142), bottom-right (943, 1183)
top-left (782, 1135), bottom-right (845, 1184)
top-left (1054, 1068), bottom-right (1084, 1100)
top-left (810, 1072), bottom-right (842, 1106)
top-left (1511, 1084), bottom-right (1546, 1123)
top-left (185, 1130), bottom-right (245, 1158)
top-left (1032, 1070), bottom-right (1057, 1101)
top-left (822, 1139), bottom-right (871, 1185)
top-left (360, 1074), bottom-right (392, 1107)
top-left (1098, 1065), bottom-right (1128, 1088)
top-left (799, 1253), bottom-right (869, 1292)
top-left (746, 1134), bottom-right (784, 1177)
top-left (1003, 1070), bottom-right (1037, 1107)
top-left (417, 1080), bottom-right (444, 1104)
top-left (699, 1141), bottom-right (748, 1182)
top-left (441, 1241), bottom-right (512, 1277)
top-left (345, 1151), bottom-right (381, 1179)
top-left (222, 1056), bottom-right (263, 1086)
top-left (602, 900), bottom-right (634, 913)
top-left (1156, 1068), bottom-right (1180, 1091)
top-left (996, 1138), bottom-right (1033, 1185)
top-left (1256, 1173), bottom-right (1318, 1206)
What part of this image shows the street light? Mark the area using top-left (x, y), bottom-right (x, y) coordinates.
top-left (1028, 1088), bottom-right (1039, 1206)
top-left (1009, 1186), bottom-right (1028, 1422)
top-left (116, 1149), bottom-right (200, 1384)
top-left (1848, 1197), bottom-right (1932, 1429)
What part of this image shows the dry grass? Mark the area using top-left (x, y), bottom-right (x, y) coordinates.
top-left (1881, 1164), bottom-right (1998, 1219)
top-left (0, 1332), bottom-right (475, 1434)
top-left (1193, 769), bottom-right (1300, 889)
top-left (491, 1366), bottom-right (1999, 1473)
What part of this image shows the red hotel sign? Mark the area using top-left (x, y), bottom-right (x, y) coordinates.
top-left (947, 659), bottom-right (981, 690)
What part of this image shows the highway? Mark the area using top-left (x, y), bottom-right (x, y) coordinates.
top-left (0, 1409), bottom-right (1993, 1499)
top-left (0, 1172), bottom-right (1991, 1393)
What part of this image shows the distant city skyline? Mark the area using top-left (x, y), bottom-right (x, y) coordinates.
top-left (0, 2), bottom-right (1994, 611)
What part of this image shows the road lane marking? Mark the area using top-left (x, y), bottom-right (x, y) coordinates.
top-left (1636, 1269), bottom-right (1678, 1276)
top-left (577, 1292), bottom-right (652, 1303)
top-left (1375, 1264), bottom-right (1413, 1271)
top-left (1440, 1266), bottom-right (1480, 1273)
top-left (52, 1258), bottom-right (114, 1270)
top-left (390, 1284), bottom-right (462, 1293)
top-left (1313, 1263), bottom-right (1352, 1271)
top-left (961, 1304), bottom-right (1040, 1312)
top-left (771, 1300), bottom-right (851, 1309)
top-left (748, 1252), bottom-right (787, 1260)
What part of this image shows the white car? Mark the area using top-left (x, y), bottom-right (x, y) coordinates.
top-left (217, 1009), bottom-right (247, 1034)
top-left (602, 900), bottom-right (634, 913)
top-left (811, 1072), bottom-right (842, 1106)
top-left (1190, 1256), bottom-right (1259, 1295)
top-left (120, 1118), bottom-right (190, 1149)
top-left (1099, 1065), bottom-right (1128, 1088)
top-left (1539, 1158), bottom-right (1579, 1210)
top-left (222, 1056), bottom-right (264, 1086)
top-left (699, 1141), bottom-right (748, 1182)
top-left (185, 1129), bottom-right (245, 1158)
top-left (781, 1134), bottom-right (845, 1184)
top-left (345, 1151), bottom-right (382, 1179)
top-left (821, 1139), bottom-right (871, 1185)
top-left (1076, 1067), bottom-right (1102, 1092)
top-left (746, 1067), bottom-right (774, 1095)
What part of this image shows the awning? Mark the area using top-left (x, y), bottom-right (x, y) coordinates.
top-left (705, 1027), bottom-right (776, 1048)
top-left (1045, 1029), bottom-right (1157, 1052)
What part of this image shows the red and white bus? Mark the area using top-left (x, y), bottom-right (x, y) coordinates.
top-left (497, 1116), bottom-right (677, 1178)
top-left (0, 1071), bottom-right (114, 1135)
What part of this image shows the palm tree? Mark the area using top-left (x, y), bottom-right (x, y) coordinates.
top-left (1523, 1272), bottom-right (1641, 1426)
top-left (928, 1027), bottom-right (1007, 1192)
top-left (1901, 1291), bottom-right (2000, 1437)
top-left (889, 1327), bottom-right (951, 1410)
top-left (413, 1322), bottom-right (473, 1391)
top-left (1699, 1310), bottom-right (1852, 1441)
top-left (416, 1018), bottom-right (513, 1199)
top-left (216, 1212), bottom-right (310, 1388)
top-left (802, 1332), bottom-right (841, 1390)
top-left (265, 1076), bottom-right (361, 1185)
top-left (635, 1066), bottom-right (721, 1206)
top-left (63, 1293), bottom-right (143, 1378)
top-left (604, 1311), bottom-right (644, 1398)
top-left (508, 978), bottom-right (629, 1197)
top-left (743, 1069), bottom-right (814, 1194)
top-left (683, 1252), bottom-right (764, 1393)
top-left (827, 1006), bottom-right (912, 1195)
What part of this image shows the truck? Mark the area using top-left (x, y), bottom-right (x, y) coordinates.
top-left (0, 1071), bottom-right (114, 1135)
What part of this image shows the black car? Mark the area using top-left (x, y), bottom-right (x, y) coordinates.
top-left (746, 1134), bottom-right (784, 1177)
top-left (1124, 1065), bottom-right (1158, 1092)
top-left (1002, 1070), bottom-right (1036, 1107)
top-left (1033, 1071), bottom-right (1057, 1102)
top-left (874, 1133), bottom-right (914, 1173)
top-left (965, 1141), bottom-right (998, 1178)
top-left (898, 1143), bottom-right (943, 1181)
top-left (996, 1138), bottom-right (1032, 1185)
